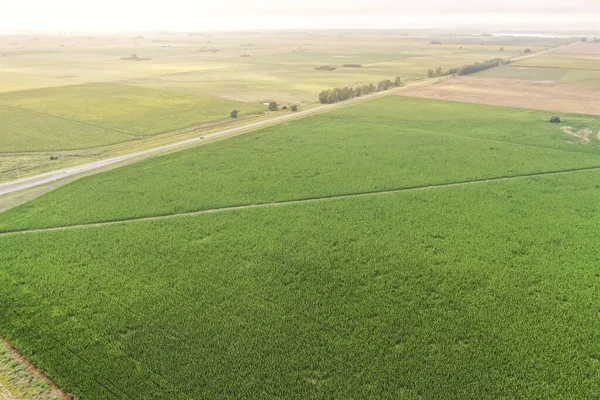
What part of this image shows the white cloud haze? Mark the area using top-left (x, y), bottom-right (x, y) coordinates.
top-left (1, 0), bottom-right (599, 31)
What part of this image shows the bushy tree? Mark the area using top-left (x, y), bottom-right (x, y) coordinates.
top-left (319, 90), bottom-right (329, 104)
top-left (394, 76), bottom-right (403, 86)
top-left (377, 79), bottom-right (393, 91)
top-left (549, 116), bottom-right (561, 123)
top-left (230, 109), bottom-right (239, 118)
top-left (435, 66), bottom-right (443, 77)
top-left (268, 102), bottom-right (278, 111)
top-left (457, 58), bottom-right (503, 75)
top-left (523, 48), bottom-right (532, 54)
top-left (290, 104), bottom-right (298, 112)
top-left (427, 69), bottom-right (434, 78)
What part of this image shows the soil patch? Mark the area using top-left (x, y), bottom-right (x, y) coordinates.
top-left (397, 76), bottom-right (600, 116)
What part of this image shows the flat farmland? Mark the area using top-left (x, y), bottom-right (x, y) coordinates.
top-left (0, 31), bottom-right (572, 178)
top-left (2, 167), bottom-right (600, 399)
top-left (4, 34), bottom-right (600, 400)
top-left (2, 96), bottom-right (600, 231)
top-left (397, 76), bottom-right (600, 116)
top-left (0, 83), bottom-right (263, 152)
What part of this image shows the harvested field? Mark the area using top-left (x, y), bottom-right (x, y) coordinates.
top-left (397, 76), bottom-right (600, 116)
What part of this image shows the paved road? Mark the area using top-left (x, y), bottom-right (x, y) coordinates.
top-left (0, 41), bottom-right (577, 197)
top-left (0, 77), bottom-right (449, 197)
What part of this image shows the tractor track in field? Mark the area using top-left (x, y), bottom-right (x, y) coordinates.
top-left (2, 164), bottom-right (600, 237)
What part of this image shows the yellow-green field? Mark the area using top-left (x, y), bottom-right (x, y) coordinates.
top-left (476, 42), bottom-right (600, 88)
top-left (0, 83), bottom-right (264, 151)
top-left (0, 31), bottom-right (574, 180)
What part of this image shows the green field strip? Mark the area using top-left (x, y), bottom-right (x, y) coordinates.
top-left (3, 164), bottom-right (600, 236)
top-left (319, 113), bottom-right (600, 157)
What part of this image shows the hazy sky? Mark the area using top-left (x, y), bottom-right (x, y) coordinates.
top-left (2, 0), bottom-right (599, 32)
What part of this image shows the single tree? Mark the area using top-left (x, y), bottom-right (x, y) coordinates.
top-left (268, 102), bottom-right (278, 111)
top-left (523, 48), bottom-right (532, 54)
top-left (549, 116), bottom-right (561, 123)
top-left (394, 76), bottom-right (403, 86)
top-left (435, 66), bottom-right (443, 77)
top-left (319, 90), bottom-right (329, 104)
top-left (230, 109), bottom-right (239, 118)
top-left (291, 104), bottom-right (298, 112)
top-left (427, 69), bottom-right (434, 78)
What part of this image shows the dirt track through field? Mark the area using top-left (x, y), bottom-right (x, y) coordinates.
top-left (2, 165), bottom-right (600, 237)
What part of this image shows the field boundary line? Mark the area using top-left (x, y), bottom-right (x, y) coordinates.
top-left (0, 104), bottom-right (137, 136)
top-left (2, 164), bottom-right (600, 237)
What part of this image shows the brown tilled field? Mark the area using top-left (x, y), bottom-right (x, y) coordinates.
top-left (397, 76), bottom-right (600, 116)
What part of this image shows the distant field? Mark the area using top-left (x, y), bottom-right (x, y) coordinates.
top-left (475, 65), bottom-right (568, 81)
top-left (0, 32), bottom-right (571, 163)
top-left (0, 83), bottom-right (263, 152)
top-left (398, 76), bottom-right (600, 116)
top-left (2, 170), bottom-right (600, 399)
top-left (2, 96), bottom-right (600, 231)
top-left (514, 52), bottom-right (600, 71)
top-left (0, 104), bottom-right (135, 152)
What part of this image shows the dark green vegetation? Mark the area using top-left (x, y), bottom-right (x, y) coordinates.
top-left (318, 77), bottom-right (401, 104)
top-left (2, 171), bottom-right (600, 399)
top-left (457, 58), bottom-right (505, 76)
top-left (2, 96), bottom-right (600, 399)
top-left (2, 96), bottom-right (600, 232)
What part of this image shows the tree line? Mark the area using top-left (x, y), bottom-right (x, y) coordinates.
top-left (319, 77), bottom-right (402, 104)
top-left (456, 58), bottom-right (506, 75)
top-left (427, 58), bottom-right (507, 78)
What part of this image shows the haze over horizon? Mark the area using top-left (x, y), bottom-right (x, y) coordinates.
top-left (2, 0), bottom-right (600, 32)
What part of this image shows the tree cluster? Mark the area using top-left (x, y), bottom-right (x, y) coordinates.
top-left (316, 66), bottom-right (336, 71)
top-left (427, 66), bottom-right (458, 78)
top-left (549, 116), bottom-right (561, 123)
top-left (318, 77), bottom-right (403, 104)
top-left (456, 58), bottom-right (503, 76)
